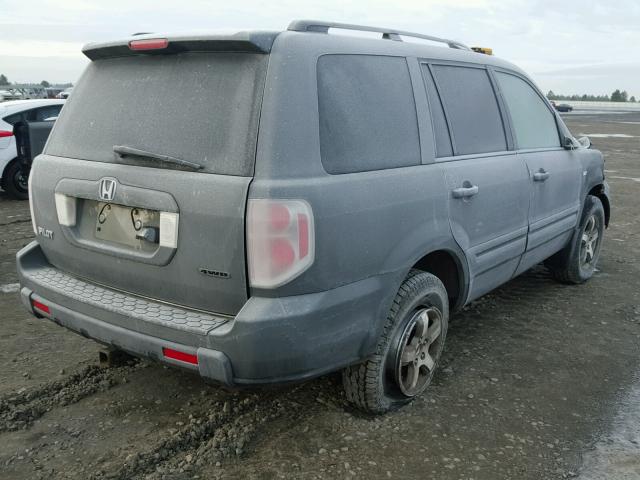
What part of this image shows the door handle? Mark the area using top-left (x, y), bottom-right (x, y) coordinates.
top-left (533, 169), bottom-right (550, 182)
top-left (452, 183), bottom-right (479, 198)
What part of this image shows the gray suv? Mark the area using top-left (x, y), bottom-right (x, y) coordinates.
top-left (17, 21), bottom-right (610, 413)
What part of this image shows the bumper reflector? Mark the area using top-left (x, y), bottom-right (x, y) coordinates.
top-left (162, 347), bottom-right (198, 365)
top-left (32, 299), bottom-right (50, 315)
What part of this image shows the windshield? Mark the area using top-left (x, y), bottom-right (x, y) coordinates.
top-left (46, 52), bottom-right (268, 176)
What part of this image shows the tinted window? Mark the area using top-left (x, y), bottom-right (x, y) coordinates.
top-left (33, 105), bottom-right (62, 121)
top-left (317, 55), bottom-right (421, 174)
top-left (495, 72), bottom-right (560, 149)
top-left (46, 53), bottom-right (268, 176)
top-left (421, 65), bottom-right (452, 157)
top-left (2, 113), bottom-right (22, 125)
top-left (431, 65), bottom-right (506, 155)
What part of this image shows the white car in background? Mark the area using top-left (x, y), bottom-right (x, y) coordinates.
top-left (56, 87), bottom-right (73, 99)
top-left (0, 99), bottom-right (65, 199)
top-left (0, 89), bottom-right (23, 101)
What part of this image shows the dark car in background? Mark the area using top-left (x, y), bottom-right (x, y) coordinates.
top-left (551, 101), bottom-right (574, 112)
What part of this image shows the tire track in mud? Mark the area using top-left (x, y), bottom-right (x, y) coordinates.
top-left (0, 361), bottom-right (140, 432)
top-left (0, 217), bottom-right (32, 226)
top-left (115, 269), bottom-right (570, 480)
top-left (92, 386), bottom-right (314, 480)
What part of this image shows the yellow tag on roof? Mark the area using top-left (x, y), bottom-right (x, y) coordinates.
top-left (471, 47), bottom-right (493, 55)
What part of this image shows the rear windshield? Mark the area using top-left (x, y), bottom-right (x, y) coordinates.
top-left (46, 52), bottom-right (268, 176)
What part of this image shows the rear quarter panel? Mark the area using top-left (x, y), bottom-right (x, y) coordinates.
top-left (251, 32), bottom-right (464, 301)
top-left (0, 138), bottom-right (17, 177)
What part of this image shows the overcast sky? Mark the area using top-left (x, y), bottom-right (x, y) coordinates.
top-left (1, 0), bottom-right (638, 97)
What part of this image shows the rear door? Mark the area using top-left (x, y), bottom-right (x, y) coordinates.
top-left (23, 106), bottom-right (63, 160)
top-left (27, 121), bottom-right (55, 160)
top-left (423, 63), bottom-right (530, 301)
top-left (31, 47), bottom-right (269, 316)
top-left (493, 71), bottom-right (582, 274)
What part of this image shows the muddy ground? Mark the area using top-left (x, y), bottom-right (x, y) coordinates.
top-left (0, 112), bottom-right (638, 480)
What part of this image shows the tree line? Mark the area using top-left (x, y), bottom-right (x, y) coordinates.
top-left (3, 72), bottom-right (637, 103)
top-left (547, 89), bottom-right (636, 103)
top-left (0, 74), bottom-right (73, 89)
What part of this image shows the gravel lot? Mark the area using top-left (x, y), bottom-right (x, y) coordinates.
top-left (0, 112), bottom-right (638, 480)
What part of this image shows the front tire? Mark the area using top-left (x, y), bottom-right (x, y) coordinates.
top-left (342, 270), bottom-right (449, 414)
top-left (3, 160), bottom-right (29, 200)
top-left (546, 195), bottom-right (605, 284)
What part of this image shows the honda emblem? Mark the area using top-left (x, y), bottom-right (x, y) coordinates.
top-left (99, 178), bottom-right (117, 201)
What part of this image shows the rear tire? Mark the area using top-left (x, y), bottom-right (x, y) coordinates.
top-left (342, 270), bottom-right (448, 414)
top-left (546, 195), bottom-right (605, 284)
top-left (3, 160), bottom-right (29, 200)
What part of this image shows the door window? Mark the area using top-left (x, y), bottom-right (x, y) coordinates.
top-left (421, 65), bottom-right (452, 157)
top-left (431, 65), bottom-right (507, 155)
top-left (32, 105), bottom-right (63, 121)
top-left (495, 72), bottom-right (560, 149)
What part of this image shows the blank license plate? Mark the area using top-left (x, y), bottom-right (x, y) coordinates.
top-left (95, 202), bottom-right (159, 248)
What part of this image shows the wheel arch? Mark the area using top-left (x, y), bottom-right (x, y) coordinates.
top-left (0, 156), bottom-right (19, 188)
top-left (1, 154), bottom-right (18, 174)
top-left (587, 183), bottom-right (610, 227)
top-left (410, 247), bottom-right (469, 312)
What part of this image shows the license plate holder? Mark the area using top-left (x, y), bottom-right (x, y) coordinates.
top-left (95, 202), bottom-right (159, 248)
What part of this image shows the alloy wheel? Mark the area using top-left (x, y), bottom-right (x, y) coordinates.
top-left (395, 307), bottom-right (444, 397)
top-left (580, 215), bottom-right (600, 267)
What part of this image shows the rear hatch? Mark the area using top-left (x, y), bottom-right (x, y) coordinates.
top-left (29, 33), bottom-right (274, 315)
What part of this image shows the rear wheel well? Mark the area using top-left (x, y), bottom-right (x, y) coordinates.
top-left (588, 184), bottom-right (610, 227)
top-left (0, 157), bottom-right (19, 189)
top-left (412, 250), bottom-right (463, 310)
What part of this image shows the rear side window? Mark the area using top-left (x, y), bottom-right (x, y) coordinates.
top-left (317, 55), bottom-right (421, 174)
top-left (421, 65), bottom-right (452, 157)
top-left (35, 105), bottom-right (62, 121)
top-left (431, 65), bottom-right (507, 155)
top-left (46, 53), bottom-right (268, 176)
top-left (25, 105), bottom-right (63, 122)
top-left (2, 113), bottom-right (22, 125)
top-left (495, 72), bottom-right (560, 149)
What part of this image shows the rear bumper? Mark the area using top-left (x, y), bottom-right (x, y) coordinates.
top-left (20, 285), bottom-right (233, 383)
top-left (17, 242), bottom-right (397, 385)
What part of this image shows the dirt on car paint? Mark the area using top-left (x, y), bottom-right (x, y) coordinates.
top-left (0, 112), bottom-right (638, 480)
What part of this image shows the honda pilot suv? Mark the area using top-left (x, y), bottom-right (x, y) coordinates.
top-left (17, 21), bottom-right (610, 413)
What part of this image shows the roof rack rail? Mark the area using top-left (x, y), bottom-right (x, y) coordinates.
top-left (287, 20), bottom-right (470, 51)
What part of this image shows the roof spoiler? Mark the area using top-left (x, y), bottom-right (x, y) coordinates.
top-left (288, 20), bottom-right (470, 51)
top-left (82, 31), bottom-right (279, 60)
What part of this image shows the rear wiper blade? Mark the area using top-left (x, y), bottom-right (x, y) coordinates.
top-left (113, 145), bottom-right (203, 170)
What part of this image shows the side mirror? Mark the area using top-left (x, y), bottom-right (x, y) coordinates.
top-left (563, 136), bottom-right (580, 150)
top-left (577, 136), bottom-right (591, 149)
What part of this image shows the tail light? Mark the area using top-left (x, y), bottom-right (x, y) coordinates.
top-left (0, 130), bottom-right (13, 138)
top-left (247, 199), bottom-right (315, 288)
